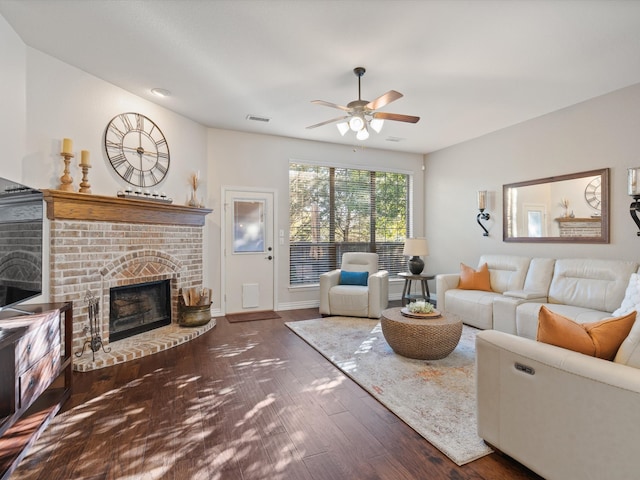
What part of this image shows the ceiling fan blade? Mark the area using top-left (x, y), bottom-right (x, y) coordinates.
top-left (306, 115), bottom-right (349, 129)
top-left (366, 90), bottom-right (403, 111)
top-left (311, 100), bottom-right (351, 112)
top-left (373, 112), bottom-right (420, 124)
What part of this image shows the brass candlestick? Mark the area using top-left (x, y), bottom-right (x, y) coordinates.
top-left (79, 164), bottom-right (92, 193)
top-left (58, 153), bottom-right (75, 192)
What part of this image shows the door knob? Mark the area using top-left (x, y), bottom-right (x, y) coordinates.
top-left (266, 255), bottom-right (273, 260)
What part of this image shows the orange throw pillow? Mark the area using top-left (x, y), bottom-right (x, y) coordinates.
top-left (537, 305), bottom-right (636, 360)
top-left (458, 262), bottom-right (492, 291)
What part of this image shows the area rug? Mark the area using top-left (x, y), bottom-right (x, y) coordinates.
top-left (285, 316), bottom-right (492, 466)
top-left (226, 310), bottom-right (281, 323)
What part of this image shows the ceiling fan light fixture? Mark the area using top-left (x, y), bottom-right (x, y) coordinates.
top-left (370, 118), bottom-right (384, 133)
top-left (356, 127), bottom-right (370, 141)
top-left (336, 122), bottom-right (349, 136)
top-left (349, 115), bottom-right (365, 132)
top-left (308, 66), bottom-right (419, 141)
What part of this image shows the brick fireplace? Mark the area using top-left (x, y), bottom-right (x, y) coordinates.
top-left (43, 190), bottom-right (213, 371)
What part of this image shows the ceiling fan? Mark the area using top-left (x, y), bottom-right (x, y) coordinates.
top-left (307, 67), bottom-right (420, 140)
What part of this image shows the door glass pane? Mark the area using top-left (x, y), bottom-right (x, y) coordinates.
top-left (527, 211), bottom-right (543, 237)
top-left (233, 200), bottom-right (265, 253)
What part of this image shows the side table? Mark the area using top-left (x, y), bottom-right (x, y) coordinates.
top-left (398, 272), bottom-right (435, 306)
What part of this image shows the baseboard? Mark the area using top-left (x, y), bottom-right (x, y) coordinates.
top-left (277, 293), bottom-right (402, 312)
top-left (277, 300), bottom-right (320, 311)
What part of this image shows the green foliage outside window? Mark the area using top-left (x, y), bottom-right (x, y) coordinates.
top-left (289, 162), bottom-right (411, 285)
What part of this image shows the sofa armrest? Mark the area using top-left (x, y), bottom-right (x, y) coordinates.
top-left (492, 296), bottom-right (523, 334)
top-left (368, 270), bottom-right (389, 318)
top-left (436, 273), bottom-right (460, 312)
top-left (493, 291), bottom-right (547, 334)
top-left (319, 269), bottom-right (341, 315)
top-left (476, 330), bottom-right (640, 480)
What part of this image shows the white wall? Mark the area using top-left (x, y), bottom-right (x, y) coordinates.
top-left (22, 48), bottom-right (208, 200)
top-left (0, 15), bottom-right (26, 180)
top-left (425, 82), bottom-right (640, 280)
top-left (207, 129), bottom-right (425, 311)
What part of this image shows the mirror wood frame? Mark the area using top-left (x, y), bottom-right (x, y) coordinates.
top-left (503, 168), bottom-right (609, 244)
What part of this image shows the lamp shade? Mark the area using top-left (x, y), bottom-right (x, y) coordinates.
top-left (477, 190), bottom-right (487, 210)
top-left (403, 238), bottom-right (429, 257)
top-left (336, 122), bottom-right (349, 136)
top-left (356, 128), bottom-right (369, 140)
top-left (370, 118), bottom-right (384, 133)
top-left (349, 115), bottom-right (365, 132)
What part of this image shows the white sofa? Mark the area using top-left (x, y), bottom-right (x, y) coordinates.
top-left (436, 255), bottom-right (638, 335)
top-left (476, 329), bottom-right (640, 480)
top-left (437, 256), bottom-right (640, 479)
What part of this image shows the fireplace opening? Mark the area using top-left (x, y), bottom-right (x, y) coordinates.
top-left (109, 279), bottom-right (171, 342)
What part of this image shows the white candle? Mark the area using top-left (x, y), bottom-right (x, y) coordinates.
top-left (629, 168), bottom-right (640, 196)
top-left (62, 138), bottom-right (73, 155)
top-left (477, 190), bottom-right (487, 210)
top-left (80, 150), bottom-right (90, 167)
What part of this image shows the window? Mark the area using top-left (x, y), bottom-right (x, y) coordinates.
top-left (289, 162), bottom-right (412, 285)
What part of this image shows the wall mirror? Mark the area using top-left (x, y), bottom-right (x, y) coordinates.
top-left (503, 168), bottom-right (609, 243)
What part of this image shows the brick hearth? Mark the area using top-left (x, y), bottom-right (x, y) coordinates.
top-left (43, 190), bottom-right (213, 371)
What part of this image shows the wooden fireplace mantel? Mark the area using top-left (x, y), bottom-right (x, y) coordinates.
top-left (42, 190), bottom-right (212, 226)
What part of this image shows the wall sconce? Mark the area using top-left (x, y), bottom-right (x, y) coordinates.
top-left (628, 168), bottom-right (640, 236)
top-left (476, 190), bottom-right (490, 236)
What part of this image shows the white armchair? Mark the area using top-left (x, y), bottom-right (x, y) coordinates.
top-left (319, 252), bottom-right (389, 318)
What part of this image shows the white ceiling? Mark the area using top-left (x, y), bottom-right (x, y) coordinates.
top-left (2, 0), bottom-right (640, 154)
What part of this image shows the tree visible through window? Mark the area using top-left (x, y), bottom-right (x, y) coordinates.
top-left (289, 162), bottom-right (411, 285)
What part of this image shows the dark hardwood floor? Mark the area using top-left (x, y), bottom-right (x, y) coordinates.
top-left (11, 307), bottom-right (542, 480)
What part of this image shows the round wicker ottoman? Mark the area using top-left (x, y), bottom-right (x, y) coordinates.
top-left (380, 307), bottom-right (463, 360)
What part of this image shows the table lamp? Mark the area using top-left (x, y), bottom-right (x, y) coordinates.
top-left (403, 238), bottom-right (429, 274)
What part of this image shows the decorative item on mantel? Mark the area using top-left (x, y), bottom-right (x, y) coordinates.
top-left (78, 150), bottom-right (92, 193)
top-left (179, 287), bottom-right (212, 327)
top-left (559, 197), bottom-right (570, 218)
top-left (188, 171), bottom-right (205, 207)
top-left (75, 290), bottom-right (111, 362)
top-left (58, 137), bottom-right (75, 192)
top-left (116, 188), bottom-right (173, 204)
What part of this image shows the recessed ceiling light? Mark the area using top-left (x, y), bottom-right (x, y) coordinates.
top-left (151, 88), bottom-right (171, 97)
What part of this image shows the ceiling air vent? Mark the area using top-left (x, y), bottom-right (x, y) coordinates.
top-left (385, 136), bottom-right (404, 143)
top-left (246, 114), bottom-right (271, 123)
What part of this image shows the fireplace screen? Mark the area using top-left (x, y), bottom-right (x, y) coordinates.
top-left (109, 280), bottom-right (171, 342)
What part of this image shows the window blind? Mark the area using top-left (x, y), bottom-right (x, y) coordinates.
top-left (289, 162), bottom-right (411, 285)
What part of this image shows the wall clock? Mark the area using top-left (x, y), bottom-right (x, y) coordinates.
top-left (584, 177), bottom-right (601, 210)
top-left (104, 112), bottom-right (170, 187)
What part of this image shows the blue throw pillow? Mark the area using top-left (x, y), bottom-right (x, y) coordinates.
top-left (339, 270), bottom-right (369, 286)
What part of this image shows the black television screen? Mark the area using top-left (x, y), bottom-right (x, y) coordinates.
top-left (0, 177), bottom-right (43, 313)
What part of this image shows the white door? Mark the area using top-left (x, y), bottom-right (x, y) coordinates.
top-left (223, 189), bottom-right (275, 314)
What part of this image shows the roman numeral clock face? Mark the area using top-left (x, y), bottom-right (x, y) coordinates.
top-left (104, 112), bottom-right (170, 187)
top-left (584, 177), bottom-right (602, 210)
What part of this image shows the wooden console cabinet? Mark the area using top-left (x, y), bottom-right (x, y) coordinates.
top-left (0, 303), bottom-right (72, 480)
